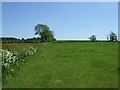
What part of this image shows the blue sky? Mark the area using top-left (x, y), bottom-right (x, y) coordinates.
top-left (2, 2), bottom-right (118, 40)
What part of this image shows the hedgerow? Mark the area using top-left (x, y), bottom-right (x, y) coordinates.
top-left (1, 43), bottom-right (45, 80)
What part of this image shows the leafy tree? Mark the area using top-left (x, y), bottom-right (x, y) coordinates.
top-left (53, 38), bottom-right (56, 41)
top-left (35, 24), bottom-right (50, 35)
top-left (89, 35), bottom-right (96, 42)
top-left (34, 24), bottom-right (55, 42)
top-left (109, 31), bottom-right (117, 41)
top-left (41, 30), bottom-right (54, 42)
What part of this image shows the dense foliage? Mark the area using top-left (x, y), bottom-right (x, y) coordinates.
top-left (1, 36), bottom-right (56, 43)
top-left (1, 37), bottom-right (42, 43)
top-left (34, 24), bottom-right (55, 42)
top-left (109, 31), bottom-right (117, 41)
top-left (1, 43), bottom-right (45, 80)
top-left (89, 35), bottom-right (97, 42)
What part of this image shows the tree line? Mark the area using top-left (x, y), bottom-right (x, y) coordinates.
top-left (35, 24), bottom-right (118, 42)
top-left (1, 37), bottom-right (43, 43)
top-left (1, 24), bottom-right (56, 43)
top-left (1, 24), bottom-right (118, 43)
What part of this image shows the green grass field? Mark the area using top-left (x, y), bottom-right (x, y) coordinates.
top-left (3, 42), bottom-right (118, 88)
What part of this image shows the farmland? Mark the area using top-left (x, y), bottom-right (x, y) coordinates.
top-left (2, 42), bottom-right (118, 88)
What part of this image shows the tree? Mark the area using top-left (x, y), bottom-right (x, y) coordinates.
top-left (89, 35), bottom-right (96, 42)
top-left (41, 30), bottom-right (54, 42)
top-left (35, 24), bottom-right (50, 35)
top-left (34, 24), bottom-right (55, 42)
top-left (21, 38), bottom-right (25, 43)
top-left (109, 31), bottom-right (117, 41)
top-left (107, 35), bottom-right (109, 41)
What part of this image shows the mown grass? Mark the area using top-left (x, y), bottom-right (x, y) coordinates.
top-left (3, 42), bottom-right (118, 88)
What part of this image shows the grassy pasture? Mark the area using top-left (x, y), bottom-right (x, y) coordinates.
top-left (3, 42), bottom-right (118, 88)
